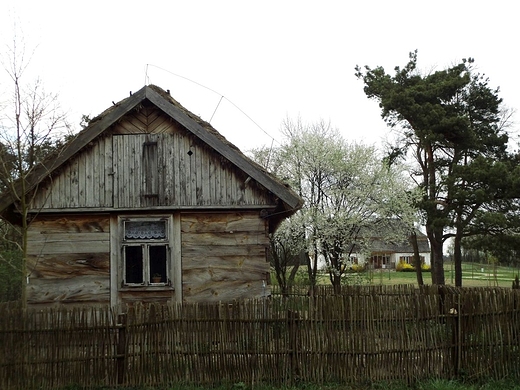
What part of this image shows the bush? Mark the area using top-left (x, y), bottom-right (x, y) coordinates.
top-left (421, 263), bottom-right (431, 272)
top-left (396, 260), bottom-right (431, 273)
top-left (0, 250), bottom-right (23, 302)
top-left (396, 261), bottom-right (415, 272)
top-left (349, 264), bottom-right (366, 273)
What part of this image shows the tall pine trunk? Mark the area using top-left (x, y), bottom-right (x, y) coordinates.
top-left (409, 231), bottom-right (424, 286)
top-left (453, 233), bottom-right (463, 287)
top-left (427, 225), bottom-right (445, 285)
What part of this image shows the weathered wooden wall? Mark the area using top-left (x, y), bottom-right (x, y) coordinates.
top-left (27, 214), bottom-right (111, 306)
top-left (26, 211), bottom-right (271, 307)
top-left (31, 105), bottom-right (276, 211)
top-left (26, 103), bottom-right (278, 306)
top-left (32, 136), bottom-right (114, 210)
top-left (181, 212), bottom-right (270, 302)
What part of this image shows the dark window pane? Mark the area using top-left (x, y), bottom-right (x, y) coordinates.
top-left (125, 246), bottom-right (143, 283)
top-left (149, 246), bottom-right (167, 283)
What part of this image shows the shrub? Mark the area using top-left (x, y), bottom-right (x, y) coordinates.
top-left (396, 259), bottom-right (432, 273)
top-left (396, 261), bottom-right (415, 272)
top-left (350, 264), bottom-right (366, 273)
top-left (0, 250), bottom-right (23, 302)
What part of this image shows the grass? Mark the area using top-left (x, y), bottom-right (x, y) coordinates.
top-left (388, 261), bottom-right (520, 288)
top-left (58, 378), bottom-right (520, 389)
top-left (289, 261), bottom-right (520, 289)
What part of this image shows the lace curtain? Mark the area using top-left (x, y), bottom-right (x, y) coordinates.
top-left (124, 221), bottom-right (166, 240)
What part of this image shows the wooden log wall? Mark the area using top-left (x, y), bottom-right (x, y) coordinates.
top-left (26, 214), bottom-right (111, 306)
top-left (181, 212), bottom-right (270, 302)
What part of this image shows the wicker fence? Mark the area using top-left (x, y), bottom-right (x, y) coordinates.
top-left (1, 286), bottom-right (520, 389)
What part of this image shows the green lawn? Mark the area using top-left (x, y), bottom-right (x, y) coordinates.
top-left (369, 262), bottom-right (518, 288)
top-left (61, 378), bottom-right (520, 389)
top-left (299, 262), bottom-right (520, 288)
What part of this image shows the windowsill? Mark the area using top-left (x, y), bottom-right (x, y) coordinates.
top-left (120, 285), bottom-right (175, 292)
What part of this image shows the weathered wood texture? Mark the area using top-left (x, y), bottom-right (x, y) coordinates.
top-left (25, 211), bottom-right (270, 306)
top-left (30, 106), bottom-right (276, 211)
top-left (31, 135), bottom-right (114, 210)
top-left (181, 212), bottom-right (270, 302)
top-left (26, 215), bottom-right (111, 306)
top-left (119, 288), bottom-right (175, 306)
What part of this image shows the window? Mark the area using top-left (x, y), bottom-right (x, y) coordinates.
top-left (371, 253), bottom-right (392, 269)
top-left (122, 218), bottom-right (170, 286)
top-left (399, 255), bottom-right (425, 265)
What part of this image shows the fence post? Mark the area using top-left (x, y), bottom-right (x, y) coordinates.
top-left (117, 313), bottom-right (127, 385)
top-left (449, 294), bottom-right (461, 378)
top-left (287, 310), bottom-right (300, 384)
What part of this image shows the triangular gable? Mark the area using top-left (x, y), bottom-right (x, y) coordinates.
top-left (0, 85), bottom-right (303, 220)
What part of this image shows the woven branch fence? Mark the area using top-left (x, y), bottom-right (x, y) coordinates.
top-left (1, 285), bottom-right (519, 389)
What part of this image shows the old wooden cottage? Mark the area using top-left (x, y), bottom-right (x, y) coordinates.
top-left (0, 85), bottom-right (303, 307)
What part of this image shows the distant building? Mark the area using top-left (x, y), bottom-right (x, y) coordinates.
top-left (352, 228), bottom-right (430, 269)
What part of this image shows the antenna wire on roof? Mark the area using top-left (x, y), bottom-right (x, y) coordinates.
top-left (145, 64), bottom-right (280, 147)
top-left (209, 95), bottom-right (224, 124)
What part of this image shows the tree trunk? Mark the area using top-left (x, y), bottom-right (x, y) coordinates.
top-left (427, 225), bottom-right (445, 285)
top-left (306, 250), bottom-right (318, 297)
top-left (453, 233), bottom-right (463, 287)
top-left (331, 274), bottom-right (341, 294)
top-left (409, 231), bottom-right (424, 286)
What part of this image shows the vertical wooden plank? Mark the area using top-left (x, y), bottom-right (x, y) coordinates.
top-left (177, 133), bottom-right (186, 205)
top-left (110, 215), bottom-right (119, 307)
top-left (195, 143), bottom-right (203, 205)
top-left (91, 138), bottom-right (101, 207)
top-left (113, 135), bottom-right (121, 209)
top-left (188, 137), bottom-right (196, 206)
top-left (126, 135), bottom-right (134, 208)
top-left (161, 133), bottom-right (170, 204)
top-left (105, 136), bottom-right (114, 208)
top-left (208, 154), bottom-right (216, 206)
top-left (157, 134), bottom-right (166, 203)
top-left (77, 153), bottom-right (86, 206)
top-left (96, 136), bottom-right (105, 207)
top-left (173, 131), bottom-right (181, 205)
top-left (120, 135), bottom-right (129, 208)
top-left (172, 213), bottom-right (182, 303)
top-left (54, 163), bottom-right (64, 208)
top-left (84, 149), bottom-right (93, 207)
top-left (201, 146), bottom-right (209, 206)
top-left (133, 135), bottom-right (142, 208)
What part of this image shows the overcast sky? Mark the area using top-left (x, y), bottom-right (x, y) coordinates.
top-left (1, 0), bottom-right (518, 152)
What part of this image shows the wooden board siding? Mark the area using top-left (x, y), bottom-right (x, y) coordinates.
top-left (30, 107), bottom-right (277, 212)
top-left (31, 136), bottom-right (114, 210)
top-left (119, 289), bottom-right (175, 306)
top-left (26, 215), bottom-right (111, 306)
top-left (181, 212), bottom-right (270, 302)
top-left (112, 130), bottom-right (273, 209)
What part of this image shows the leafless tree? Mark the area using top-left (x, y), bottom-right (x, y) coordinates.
top-left (0, 32), bottom-right (70, 305)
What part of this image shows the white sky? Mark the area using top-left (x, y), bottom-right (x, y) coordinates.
top-left (1, 0), bottom-right (518, 152)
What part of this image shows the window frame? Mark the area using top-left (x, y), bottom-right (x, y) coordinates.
top-left (119, 215), bottom-right (173, 288)
top-left (399, 255), bottom-right (425, 266)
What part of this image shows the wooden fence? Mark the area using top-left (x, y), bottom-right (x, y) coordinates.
top-left (1, 286), bottom-right (519, 389)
